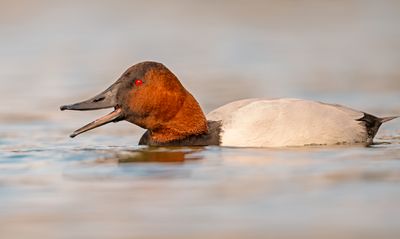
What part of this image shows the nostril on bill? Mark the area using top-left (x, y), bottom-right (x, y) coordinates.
top-left (93, 96), bottom-right (105, 102)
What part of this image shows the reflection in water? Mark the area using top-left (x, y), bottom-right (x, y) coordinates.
top-left (104, 147), bottom-right (205, 163)
top-left (60, 147), bottom-right (207, 182)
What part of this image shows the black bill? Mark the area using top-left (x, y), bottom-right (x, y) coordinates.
top-left (60, 82), bottom-right (124, 138)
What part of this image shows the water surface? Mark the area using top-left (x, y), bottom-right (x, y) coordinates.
top-left (1, 120), bottom-right (399, 239)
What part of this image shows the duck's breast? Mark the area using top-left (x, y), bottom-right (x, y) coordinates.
top-left (206, 98), bottom-right (367, 147)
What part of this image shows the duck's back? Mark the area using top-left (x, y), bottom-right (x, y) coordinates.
top-left (206, 98), bottom-right (370, 147)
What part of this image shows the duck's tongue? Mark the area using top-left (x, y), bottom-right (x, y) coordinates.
top-left (60, 82), bottom-right (124, 138)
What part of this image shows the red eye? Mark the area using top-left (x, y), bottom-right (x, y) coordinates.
top-left (135, 79), bottom-right (143, 86)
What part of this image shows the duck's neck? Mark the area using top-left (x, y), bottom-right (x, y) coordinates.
top-left (149, 92), bottom-right (208, 143)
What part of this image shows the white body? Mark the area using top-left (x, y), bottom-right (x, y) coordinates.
top-left (206, 98), bottom-right (368, 147)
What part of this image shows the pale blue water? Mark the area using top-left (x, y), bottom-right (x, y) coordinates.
top-left (0, 119), bottom-right (399, 238)
top-left (1, 1), bottom-right (400, 238)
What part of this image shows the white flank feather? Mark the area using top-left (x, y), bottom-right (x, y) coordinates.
top-left (207, 98), bottom-right (367, 147)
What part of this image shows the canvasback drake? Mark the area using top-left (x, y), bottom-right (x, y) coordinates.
top-left (60, 61), bottom-right (398, 147)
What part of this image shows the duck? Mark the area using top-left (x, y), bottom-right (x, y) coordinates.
top-left (60, 61), bottom-right (398, 147)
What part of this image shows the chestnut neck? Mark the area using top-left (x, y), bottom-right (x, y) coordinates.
top-left (149, 92), bottom-right (208, 143)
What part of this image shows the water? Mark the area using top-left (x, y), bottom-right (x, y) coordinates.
top-left (1, 1), bottom-right (400, 238)
top-left (1, 120), bottom-right (399, 238)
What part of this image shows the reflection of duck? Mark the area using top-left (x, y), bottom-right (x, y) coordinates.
top-left (61, 61), bottom-right (398, 147)
top-left (98, 148), bottom-right (203, 163)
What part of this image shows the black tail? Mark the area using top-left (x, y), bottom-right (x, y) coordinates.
top-left (357, 114), bottom-right (398, 143)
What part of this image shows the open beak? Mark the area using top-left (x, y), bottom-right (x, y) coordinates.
top-left (60, 82), bottom-right (124, 138)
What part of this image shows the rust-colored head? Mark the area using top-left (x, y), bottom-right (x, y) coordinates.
top-left (61, 61), bottom-right (208, 143)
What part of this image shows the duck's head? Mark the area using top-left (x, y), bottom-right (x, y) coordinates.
top-left (61, 61), bottom-right (208, 142)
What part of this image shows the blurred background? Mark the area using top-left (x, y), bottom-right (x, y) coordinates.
top-left (1, 1), bottom-right (400, 239)
top-left (1, 0), bottom-right (400, 123)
